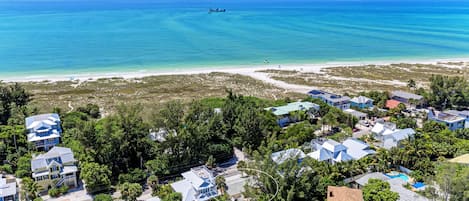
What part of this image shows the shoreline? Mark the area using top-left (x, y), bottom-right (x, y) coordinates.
top-left (3, 57), bottom-right (469, 83)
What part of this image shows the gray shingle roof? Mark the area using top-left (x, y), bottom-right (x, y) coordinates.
top-left (354, 172), bottom-right (429, 201)
top-left (271, 148), bottom-right (306, 164)
top-left (31, 146), bottom-right (75, 171)
top-left (391, 91), bottom-right (423, 100)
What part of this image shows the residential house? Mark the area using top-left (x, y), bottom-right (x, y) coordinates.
top-left (308, 139), bottom-right (375, 164)
top-left (265, 101), bottom-right (320, 127)
top-left (350, 96), bottom-right (373, 109)
top-left (371, 121), bottom-right (415, 149)
top-left (446, 110), bottom-right (469, 128)
top-left (271, 148), bottom-right (306, 165)
top-left (31, 147), bottom-right (78, 190)
top-left (344, 109), bottom-right (367, 120)
top-left (0, 175), bottom-right (18, 201)
top-left (427, 109), bottom-right (466, 131)
top-left (390, 91), bottom-right (424, 108)
top-left (385, 100), bottom-right (402, 110)
top-left (25, 113), bottom-right (62, 151)
top-left (352, 172), bottom-right (429, 201)
top-left (308, 90), bottom-right (351, 110)
top-left (170, 166), bottom-right (218, 201)
top-left (327, 186), bottom-right (363, 201)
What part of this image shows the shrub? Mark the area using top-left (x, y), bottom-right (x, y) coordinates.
top-left (33, 198), bottom-right (43, 201)
top-left (0, 164), bottom-right (13, 174)
top-left (94, 194), bottom-right (113, 201)
top-left (59, 185), bottom-right (69, 194)
top-left (48, 188), bottom-right (61, 197)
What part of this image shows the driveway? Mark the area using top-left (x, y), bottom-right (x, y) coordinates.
top-left (41, 185), bottom-right (92, 201)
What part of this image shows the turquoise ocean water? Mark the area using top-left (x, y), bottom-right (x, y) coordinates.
top-left (2, 1), bottom-right (469, 78)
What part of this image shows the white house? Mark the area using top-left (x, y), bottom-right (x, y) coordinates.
top-left (344, 109), bottom-right (367, 120)
top-left (350, 96), bottom-right (374, 109)
top-left (31, 147), bottom-right (78, 190)
top-left (371, 122), bottom-right (415, 149)
top-left (0, 175), bottom-right (18, 201)
top-left (25, 113), bottom-right (62, 151)
top-left (171, 166), bottom-right (218, 201)
top-left (308, 139), bottom-right (375, 164)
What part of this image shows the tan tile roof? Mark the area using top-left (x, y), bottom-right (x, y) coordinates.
top-left (327, 186), bottom-right (363, 201)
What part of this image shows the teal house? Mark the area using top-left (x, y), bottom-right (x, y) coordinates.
top-left (265, 101), bottom-right (320, 127)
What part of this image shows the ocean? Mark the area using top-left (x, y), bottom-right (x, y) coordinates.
top-left (2, 0), bottom-right (469, 79)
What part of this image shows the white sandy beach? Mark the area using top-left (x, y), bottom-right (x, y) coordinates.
top-left (2, 58), bottom-right (468, 93)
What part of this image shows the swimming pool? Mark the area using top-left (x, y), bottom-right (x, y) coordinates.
top-left (385, 173), bottom-right (410, 182)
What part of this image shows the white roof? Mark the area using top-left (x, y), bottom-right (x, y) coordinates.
top-left (61, 166), bottom-right (78, 175)
top-left (343, 139), bottom-right (375, 160)
top-left (322, 140), bottom-right (347, 153)
top-left (181, 171), bottom-right (205, 189)
top-left (307, 148), bottom-right (333, 161)
top-left (388, 128), bottom-right (415, 141)
top-left (371, 122), bottom-right (397, 136)
top-left (172, 166), bottom-right (216, 201)
top-left (344, 109), bottom-right (367, 118)
top-left (32, 171), bottom-right (49, 178)
top-left (271, 148), bottom-right (306, 164)
top-left (310, 139), bottom-right (375, 162)
top-left (25, 113), bottom-right (60, 129)
top-left (343, 139), bottom-right (369, 150)
top-left (350, 96), bottom-right (373, 104)
top-left (171, 179), bottom-right (194, 201)
top-left (0, 175), bottom-right (16, 198)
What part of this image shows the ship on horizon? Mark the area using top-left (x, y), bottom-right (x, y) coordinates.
top-left (208, 8), bottom-right (226, 13)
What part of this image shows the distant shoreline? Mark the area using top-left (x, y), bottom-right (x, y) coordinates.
top-left (2, 57), bottom-right (469, 83)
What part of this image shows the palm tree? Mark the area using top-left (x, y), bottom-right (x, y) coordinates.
top-left (237, 161), bottom-right (247, 177)
top-left (215, 176), bottom-right (227, 195)
top-left (24, 179), bottom-right (40, 199)
top-left (147, 175), bottom-right (159, 195)
top-left (407, 79), bottom-right (416, 90)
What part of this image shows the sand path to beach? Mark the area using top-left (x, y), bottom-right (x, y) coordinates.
top-left (237, 70), bottom-right (313, 94)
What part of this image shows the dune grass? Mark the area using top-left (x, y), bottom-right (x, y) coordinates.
top-left (264, 62), bottom-right (469, 95)
top-left (21, 72), bottom-right (304, 117)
